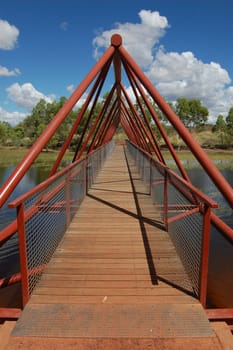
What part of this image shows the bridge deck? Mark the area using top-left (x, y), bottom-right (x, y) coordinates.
top-left (7, 145), bottom-right (223, 349)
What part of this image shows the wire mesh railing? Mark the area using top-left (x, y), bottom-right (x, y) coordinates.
top-left (1, 141), bottom-right (114, 307)
top-left (126, 140), bottom-right (220, 307)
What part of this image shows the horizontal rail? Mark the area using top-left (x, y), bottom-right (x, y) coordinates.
top-left (0, 140), bottom-right (114, 309)
top-left (8, 159), bottom-right (85, 208)
top-left (129, 140), bottom-right (218, 208)
top-left (206, 308), bottom-right (233, 320)
top-left (0, 308), bottom-right (21, 319)
top-left (126, 140), bottom-right (232, 309)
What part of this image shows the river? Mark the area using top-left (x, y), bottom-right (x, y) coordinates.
top-left (0, 163), bottom-right (232, 307)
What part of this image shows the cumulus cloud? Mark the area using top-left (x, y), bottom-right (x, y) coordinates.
top-left (0, 19), bottom-right (19, 50)
top-left (0, 65), bottom-right (20, 77)
top-left (146, 48), bottom-right (233, 121)
top-left (6, 83), bottom-right (54, 110)
top-left (93, 10), bottom-right (169, 67)
top-left (0, 107), bottom-right (26, 125)
top-left (66, 84), bottom-right (74, 92)
top-left (93, 9), bottom-right (233, 122)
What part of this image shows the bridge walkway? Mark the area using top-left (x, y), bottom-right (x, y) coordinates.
top-left (6, 145), bottom-right (223, 349)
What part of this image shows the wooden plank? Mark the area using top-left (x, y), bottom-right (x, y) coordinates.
top-left (29, 294), bottom-right (199, 304)
top-left (211, 322), bottom-right (233, 349)
top-left (7, 145), bottom-right (215, 349)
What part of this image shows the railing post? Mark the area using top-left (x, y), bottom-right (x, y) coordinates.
top-left (199, 204), bottom-right (211, 307)
top-left (17, 203), bottom-right (29, 307)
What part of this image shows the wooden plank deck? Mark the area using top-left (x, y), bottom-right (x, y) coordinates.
top-left (6, 145), bottom-right (224, 349)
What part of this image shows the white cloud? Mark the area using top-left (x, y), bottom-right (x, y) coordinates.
top-left (6, 83), bottom-right (54, 110)
top-left (146, 48), bottom-right (232, 122)
top-left (0, 65), bottom-right (20, 77)
top-left (93, 10), bottom-right (169, 67)
top-left (66, 84), bottom-right (74, 92)
top-left (93, 9), bottom-right (233, 122)
top-left (0, 19), bottom-right (19, 50)
top-left (0, 107), bottom-right (26, 125)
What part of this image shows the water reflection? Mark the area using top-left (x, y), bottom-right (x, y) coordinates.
top-left (186, 168), bottom-right (233, 307)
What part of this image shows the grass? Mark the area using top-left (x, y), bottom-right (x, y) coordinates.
top-left (0, 148), bottom-right (74, 168)
top-left (0, 145), bottom-right (232, 169)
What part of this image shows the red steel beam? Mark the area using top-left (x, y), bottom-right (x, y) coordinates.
top-left (117, 36), bottom-right (233, 207)
top-left (121, 113), bottom-right (137, 143)
top-left (125, 69), bottom-right (165, 164)
top-left (73, 59), bottom-right (112, 161)
top-left (121, 100), bottom-right (151, 153)
top-left (50, 58), bottom-right (112, 175)
top-left (102, 111), bottom-right (120, 144)
top-left (97, 106), bottom-right (118, 147)
top-left (124, 63), bottom-right (190, 182)
top-left (85, 85), bottom-right (118, 154)
top-left (0, 308), bottom-right (21, 319)
top-left (0, 45), bottom-right (115, 208)
top-left (121, 110), bottom-right (139, 145)
top-left (120, 83), bottom-right (161, 157)
top-left (206, 308), bottom-right (233, 319)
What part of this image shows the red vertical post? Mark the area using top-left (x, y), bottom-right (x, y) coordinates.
top-left (17, 203), bottom-right (29, 307)
top-left (199, 204), bottom-right (211, 307)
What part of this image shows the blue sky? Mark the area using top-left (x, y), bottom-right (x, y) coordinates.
top-left (1, 0), bottom-right (233, 125)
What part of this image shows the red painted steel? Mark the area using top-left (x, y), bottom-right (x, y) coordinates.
top-left (118, 43), bottom-right (233, 208)
top-left (199, 205), bottom-right (212, 307)
top-left (120, 83), bottom-right (161, 157)
top-left (167, 207), bottom-right (200, 224)
top-left (0, 308), bottom-right (21, 319)
top-left (17, 203), bottom-right (29, 307)
top-left (211, 212), bottom-right (233, 242)
top-left (85, 85), bottom-right (117, 155)
top-left (50, 62), bottom-right (112, 175)
top-left (130, 141), bottom-right (218, 208)
top-left (121, 100), bottom-right (151, 153)
top-left (0, 45), bottom-right (115, 207)
top-left (206, 308), bottom-right (233, 319)
top-left (122, 58), bottom-right (190, 182)
top-left (125, 70), bottom-right (165, 164)
top-left (0, 33), bottom-right (232, 323)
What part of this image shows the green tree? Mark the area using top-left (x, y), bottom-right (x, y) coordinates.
top-left (225, 107), bottom-right (233, 146)
top-left (0, 121), bottom-right (14, 145)
top-left (212, 115), bottom-right (226, 132)
top-left (226, 107), bottom-right (233, 129)
top-left (175, 98), bottom-right (208, 128)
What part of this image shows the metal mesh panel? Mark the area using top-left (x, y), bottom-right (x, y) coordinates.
top-left (168, 211), bottom-right (203, 296)
top-left (126, 141), bottom-right (205, 298)
top-left (150, 165), bottom-right (165, 222)
top-left (12, 141), bottom-right (115, 295)
top-left (23, 163), bottom-right (83, 294)
top-left (87, 142), bottom-right (114, 189)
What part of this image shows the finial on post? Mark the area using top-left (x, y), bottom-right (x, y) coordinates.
top-left (111, 34), bottom-right (122, 47)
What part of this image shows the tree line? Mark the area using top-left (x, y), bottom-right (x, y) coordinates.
top-left (0, 96), bottom-right (233, 148)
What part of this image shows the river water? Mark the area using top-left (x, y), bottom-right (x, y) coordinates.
top-left (0, 163), bottom-right (232, 307)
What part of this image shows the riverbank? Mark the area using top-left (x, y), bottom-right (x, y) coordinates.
top-left (0, 147), bottom-right (232, 168)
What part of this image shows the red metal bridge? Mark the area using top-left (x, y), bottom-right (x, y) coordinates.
top-left (0, 34), bottom-right (232, 349)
